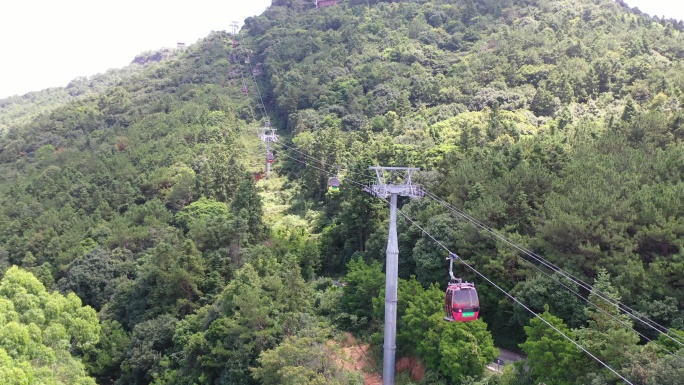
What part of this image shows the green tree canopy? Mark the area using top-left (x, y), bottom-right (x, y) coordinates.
top-left (251, 331), bottom-right (359, 385)
top-left (520, 307), bottom-right (590, 385)
top-left (0, 266), bottom-right (100, 385)
top-left (399, 283), bottom-right (497, 382)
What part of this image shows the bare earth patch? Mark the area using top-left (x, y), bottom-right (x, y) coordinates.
top-left (333, 333), bottom-right (425, 384)
top-left (396, 356), bottom-right (425, 382)
top-left (334, 332), bottom-right (383, 385)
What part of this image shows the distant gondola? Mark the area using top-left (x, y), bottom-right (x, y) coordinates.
top-left (266, 152), bottom-right (275, 164)
top-left (328, 176), bottom-right (340, 192)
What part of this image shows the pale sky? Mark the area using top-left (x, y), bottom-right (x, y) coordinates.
top-left (0, 0), bottom-right (272, 98)
top-left (0, 0), bottom-right (682, 99)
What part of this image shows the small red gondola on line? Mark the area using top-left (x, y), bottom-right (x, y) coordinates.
top-left (266, 152), bottom-right (275, 164)
top-left (242, 86), bottom-right (248, 93)
top-left (444, 253), bottom-right (479, 322)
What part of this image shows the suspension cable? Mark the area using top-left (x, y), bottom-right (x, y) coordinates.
top-left (423, 189), bottom-right (684, 349)
top-left (231, 25), bottom-right (682, 364)
top-left (246, 59), bottom-right (269, 120)
top-left (278, 150), bottom-right (370, 189)
top-left (233, 42), bottom-right (257, 123)
top-left (272, 136), bottom-right (684, 353)
top-left (271, 143), bottom-right (678, 379)
top-left (383, 197), bottom-right (635, 385)
top-left (513, 251), bottom-right (684, 360)
top-left (278, 141), bottom-right (377, 181)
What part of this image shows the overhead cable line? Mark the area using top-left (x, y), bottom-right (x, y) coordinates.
top-left (278, 151), bottom-right (370, 189)
top-left (246, 59), bottom-right (269, 120)
top-left (423, 189), bottom-right (684, 349)
top-left (382, 197), bottom-right (635, 385)
top-left (511, 249), bottom-right (683, 360)
top-left (233, 44), bottom-right (257, 123)
top-left (271, 126), bottom-right (684, 354)
top-left (272, 145), bottom-right (669, 382)
top-left (231, 27), bottom-right (679, 366)
top-left (466, 225), bottom-right (684, 359)
top-left (277, 141), bottom-right (377, 181)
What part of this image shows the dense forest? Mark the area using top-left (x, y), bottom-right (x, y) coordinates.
top-left (0, 48), bottom-right (181, 134)
top-left (1, 0), bottom-right (684, 384)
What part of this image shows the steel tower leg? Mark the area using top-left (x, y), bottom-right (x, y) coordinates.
top-left (383, 193), bottom-right (398, 385)
top-left (265, 140), bottom-right (271, 179)
top-left (366, 166), bottom-right (422, 385)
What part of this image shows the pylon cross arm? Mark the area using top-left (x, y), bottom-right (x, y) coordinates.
top-left (367, 166), bottom-right (423, 198)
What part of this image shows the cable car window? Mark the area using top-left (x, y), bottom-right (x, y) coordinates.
top-left (453, 288), bottom-right (478, 307)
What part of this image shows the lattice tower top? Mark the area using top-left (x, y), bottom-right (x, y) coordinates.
top-left (258, 127), bottom-right (278, 143)
top-left (365, 166), bottom-right (424, 198)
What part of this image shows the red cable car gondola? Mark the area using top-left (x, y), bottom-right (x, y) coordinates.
top-left (242, 86), bottom-right (248, 93)
top-left (266, 152), bottom-right (275, 164)
top-left (444, 253), bottom-right (479, 322)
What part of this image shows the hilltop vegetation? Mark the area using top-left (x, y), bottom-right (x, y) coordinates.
top-left (0, 48), bottom-right (183, 135)
top-left (1, 0), bottom-right (684, 384)
top-left (0, 65), bottom-right (143, 135)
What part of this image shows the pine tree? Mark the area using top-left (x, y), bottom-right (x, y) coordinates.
top-left (622, 97), bottom-right (637, 122)
top-left (229, 173), bottom-right (266, 244)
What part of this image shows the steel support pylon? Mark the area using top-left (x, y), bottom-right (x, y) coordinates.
top-left (383, 192), bottom-right (399, 385)
top-left (365, 167), bottom-right (424, 385)
top-left (230, 21), bottom-right (239, 36)
top-left (259, 126), bottom-right (277, 179)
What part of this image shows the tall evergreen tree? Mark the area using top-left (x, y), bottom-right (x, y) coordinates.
top-left (230, 173), bottom-right (266, 244)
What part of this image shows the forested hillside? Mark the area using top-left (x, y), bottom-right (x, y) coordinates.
top-left (0, 48), bottom-right (181, 134)
top-left (1, 0), bottom-right (684, 384)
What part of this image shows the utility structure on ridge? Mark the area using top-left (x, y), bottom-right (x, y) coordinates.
top-left (365, 167), bottom-right (424, 385)
top-left (259, 125), bottom-right (278, 179)
top-left (229, 21), bottom-right (239, 36)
